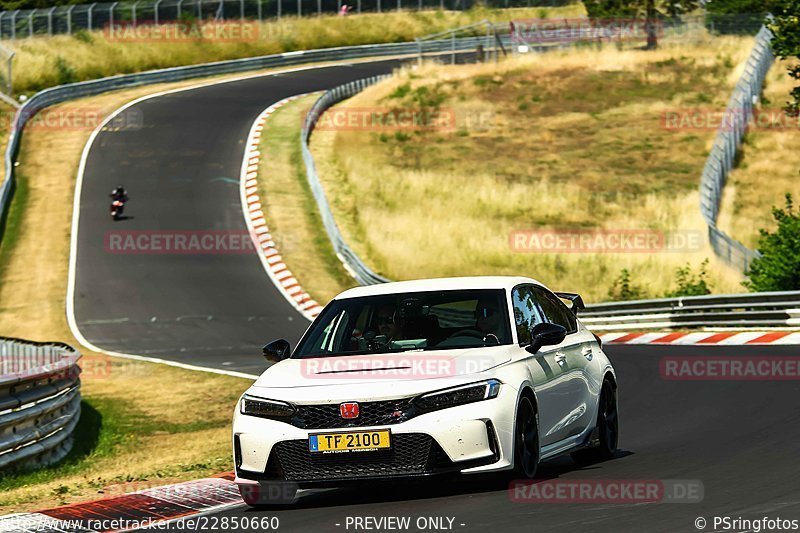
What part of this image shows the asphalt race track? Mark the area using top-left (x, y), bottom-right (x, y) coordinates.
top-left (73, 60), bottom-right (402, 375)
top-left (72, 59), bottom-right (800, 531)
top-left (154, 344), bottom-right (800, 532)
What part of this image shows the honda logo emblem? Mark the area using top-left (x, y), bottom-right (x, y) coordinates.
top-left (339, 402), bottom-right (359, 419)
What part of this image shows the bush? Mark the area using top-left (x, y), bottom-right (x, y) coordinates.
top-left (607, 268), bottom-right (646, 301)
top-left (664, 259), bottom-right (712, 297)
top-left (744, 194), bottom-right (800, 291)
top-left (54, 57), bottom-right (78, 85)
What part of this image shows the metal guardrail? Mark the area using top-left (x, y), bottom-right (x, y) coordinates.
top-left (580, 291), bottom-right (800, 331)
top-left (0, 337), bottom-right (81, 471)
top-left (699, 24), bottom-right (774, 272)
top-left (301, 75), bottom-right (392, 285)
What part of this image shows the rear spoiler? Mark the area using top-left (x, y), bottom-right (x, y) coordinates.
top-left (555, 292), bottom-right (585, 316)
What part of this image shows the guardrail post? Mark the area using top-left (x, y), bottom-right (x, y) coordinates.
top-left (66, 5), bottom-right (75, 34)
top-left (46, 7), bottom-right (55, 35)
top-left (88, 3), bottom-right (95, 31)
top-left (10, 10), bottom-right (18, 40)
top-left (5, 52), bottom-right (12, 96)
top-left (109, 2), bottom-right (117, 28)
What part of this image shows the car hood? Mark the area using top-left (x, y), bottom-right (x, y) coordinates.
top-left (251, 346), bottom-right (513, 392)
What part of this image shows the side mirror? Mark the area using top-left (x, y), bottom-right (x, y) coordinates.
top-left (263, 339), bottom-right (291, 363)
top-left (525, 323), bottom-right (567, 354)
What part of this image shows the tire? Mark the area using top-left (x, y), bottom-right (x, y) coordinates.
top-left (571, 378), bottom-right (618, 466)
top-left (513, 395), bottom-right (540, 479)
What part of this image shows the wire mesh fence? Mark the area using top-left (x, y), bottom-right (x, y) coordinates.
top-left (0, 0), bottom-right (575, 40)
top-left (698, 23), bottom-right (774, 273)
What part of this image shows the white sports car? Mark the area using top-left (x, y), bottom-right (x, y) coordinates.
top-left (233, 276), bottom-right (618, 504)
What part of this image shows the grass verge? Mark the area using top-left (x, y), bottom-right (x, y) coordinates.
top-left (255, 93), bottom-right (356, 302)
top-left (8, 6), bottom-right (584, 95)
top-left (308, 37), bottom-right (758, 301)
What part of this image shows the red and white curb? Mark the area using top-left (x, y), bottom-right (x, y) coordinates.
top-left (0, 473), bottom-right (242, 532)
top-left (600, 331), bottom-right (800, 345)
top-left (240, 94), bottom-right (324, 321)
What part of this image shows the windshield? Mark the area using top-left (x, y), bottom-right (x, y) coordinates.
top-left (294, 289), bottom-right (512, 357)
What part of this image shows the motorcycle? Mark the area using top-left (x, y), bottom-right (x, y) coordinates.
top-left (110, 199), bottom-right (126, 220)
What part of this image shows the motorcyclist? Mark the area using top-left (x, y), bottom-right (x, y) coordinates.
top-left (110, 185), bottom-right (128, 203)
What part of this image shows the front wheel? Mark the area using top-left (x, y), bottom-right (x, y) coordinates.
top-left (513, 396), bottom-right (539, 479)
top-left (572, 378), bottom-right (618, 466)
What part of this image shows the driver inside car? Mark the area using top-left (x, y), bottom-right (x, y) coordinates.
top-left (375, 304), bottom-right (403, 343)
top-left (474, 299), bottom-right (503, 343)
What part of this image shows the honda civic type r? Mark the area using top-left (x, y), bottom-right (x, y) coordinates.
top-left (233, 276), bottom-right (618, 504)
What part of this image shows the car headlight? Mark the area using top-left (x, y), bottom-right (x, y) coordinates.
top-left (415, 379), bottom-right (501, 412)
top-left (240, 394), bottom-right (295, 419)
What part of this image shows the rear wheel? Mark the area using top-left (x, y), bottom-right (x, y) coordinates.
top-left (513, 396), bottom-right (539, 479)
top-left (572, 378), bottom-right (618, 466)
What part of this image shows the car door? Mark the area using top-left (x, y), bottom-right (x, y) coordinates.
top-left (532, 286), bottom-right (597, 441)
top-left (511, 284), bottom-right (568, 448)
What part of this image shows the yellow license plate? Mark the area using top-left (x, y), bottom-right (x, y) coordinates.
top-left (308, 430), bottom-right (391, 453)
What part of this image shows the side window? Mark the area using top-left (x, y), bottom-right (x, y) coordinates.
top-left (512, 285), bottom-right (545, 344)
top-left (533, 287), bottom-right (577, 333)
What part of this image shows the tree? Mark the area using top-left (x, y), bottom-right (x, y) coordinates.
top-left (582, 0), bottom-right (699, 49)
top-left (769, 0), bottom-right (800, 117)
top-left (744, 194), bottom-right (800, 291)
top-left (705, 0), bottom-right (770, 34)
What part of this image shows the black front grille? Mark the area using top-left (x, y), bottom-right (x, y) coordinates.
top-left (291, 399), bottom-right (417, 429)
top-left (267, 434), bottom-right (451, 481)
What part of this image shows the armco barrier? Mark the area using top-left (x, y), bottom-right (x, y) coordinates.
top-left (580, 290), bottom-right (800, 331)
top-left (0, 337), bottom-right (81, 471)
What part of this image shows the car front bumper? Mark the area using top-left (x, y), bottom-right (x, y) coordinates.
top-left (232, 385), bottom-right (518, 488)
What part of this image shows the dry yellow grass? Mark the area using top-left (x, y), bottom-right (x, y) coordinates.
top-left (256, 93), bottom-right (356, 302)
top-left (8, 5), bottom-right (585, 95)
top-left (311, 37), bottom-right (757, 301)
top-left (718, 57), bottom-right (800, 249)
